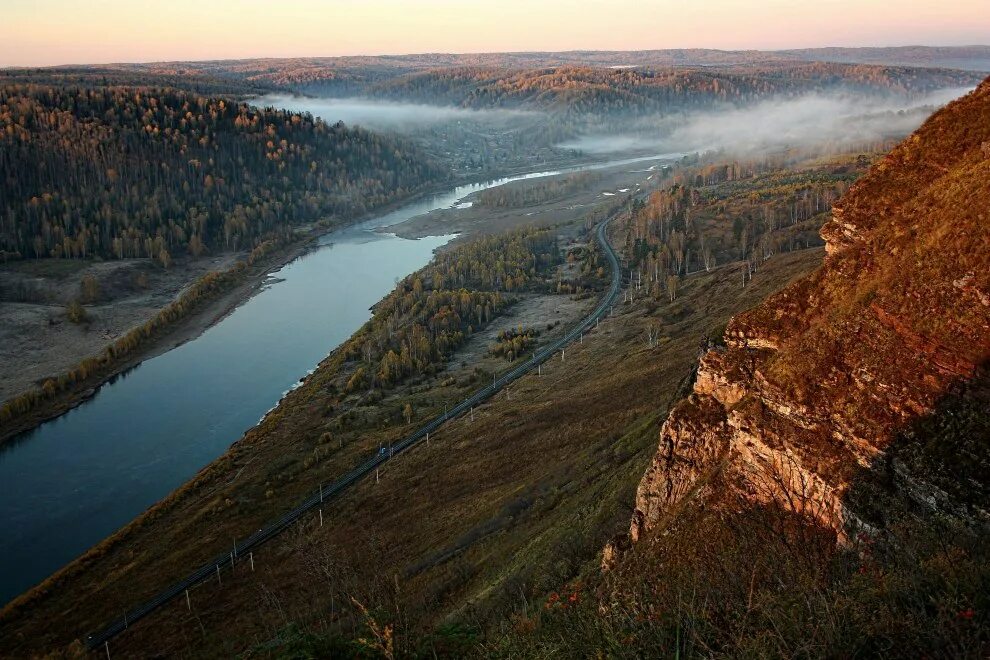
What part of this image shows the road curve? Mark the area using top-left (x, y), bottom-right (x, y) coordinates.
top-left (85, 214), bottom-right (623, 650)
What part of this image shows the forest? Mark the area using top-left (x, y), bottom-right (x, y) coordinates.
top-left (619, 149), bottom-right (880, 299)
top-left (0, 84), bottom-right (445, 262)
top-left (0, 68), bottom-right (273, 97)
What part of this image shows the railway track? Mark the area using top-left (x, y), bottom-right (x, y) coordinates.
top-left (85, 215), bottom-right (623, 650)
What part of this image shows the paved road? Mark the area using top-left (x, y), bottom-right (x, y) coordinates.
top-left (86, 214), bottom-right (623, 650)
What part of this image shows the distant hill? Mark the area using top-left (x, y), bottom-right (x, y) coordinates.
top-left (782, 45), bottom-right (990, 71)
top-left (68, 46), bottom-right (989, 97)
top-left (354, 62), bottom-right (982, 113)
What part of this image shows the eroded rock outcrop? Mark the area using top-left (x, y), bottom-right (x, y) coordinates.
top-left (613, 79), bottom-right (990, 563)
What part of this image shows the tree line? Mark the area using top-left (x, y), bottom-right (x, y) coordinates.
top-left (475, 172), bottom-right (602, 209)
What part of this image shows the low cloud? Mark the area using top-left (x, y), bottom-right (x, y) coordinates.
top-left (560, 86), bottom-right (975, 156)
top-left (249, 94), bottom-right (537, 129)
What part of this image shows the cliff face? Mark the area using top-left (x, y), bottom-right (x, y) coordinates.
top-left (624, 79), bottom-right (990, 553)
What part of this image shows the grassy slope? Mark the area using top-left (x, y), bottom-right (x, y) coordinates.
top-left (89, 247), bottom-right (821, 657)
top-left (493, 81), bottom-right (990, 659)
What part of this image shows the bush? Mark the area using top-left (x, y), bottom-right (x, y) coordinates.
top-left (66, 299), bottom-right (88, 324)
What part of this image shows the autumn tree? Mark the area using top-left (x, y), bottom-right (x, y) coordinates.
top-left (79, 274), bottom-right (100, 303)
top-left (66, 299), bottom-right (87, 324)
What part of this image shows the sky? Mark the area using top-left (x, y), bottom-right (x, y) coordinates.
top-left (1, 0), bottom-right (988, 67)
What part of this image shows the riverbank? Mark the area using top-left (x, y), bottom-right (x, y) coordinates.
top-left (0, 253), bottom-right (240, 403)
top-left (0, 213), bottom-right (612, 651)
top-left (0, 153), bottom-right (663, 446)
top-left (0, 175), bottom-right (472, 446)
top-left (0, 235), bottom-right (317, 445)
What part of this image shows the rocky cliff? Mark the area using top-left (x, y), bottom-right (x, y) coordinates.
top-left (620, 79), bottom-right (990, 556)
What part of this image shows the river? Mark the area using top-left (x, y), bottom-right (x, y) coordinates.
top-left (0, 153), bottom-right (674, 606)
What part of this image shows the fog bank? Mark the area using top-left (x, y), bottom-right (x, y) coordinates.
top-left (250, 94), bottom-right (537, 129)
top-left (560, 86), bottom-right (975, 156)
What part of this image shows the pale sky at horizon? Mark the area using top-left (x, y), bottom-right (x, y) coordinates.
top-left (1, 0), bottom-right (988, 67)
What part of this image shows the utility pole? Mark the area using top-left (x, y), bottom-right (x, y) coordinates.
top-left (216, 564), bottom-right (221, 585)
top-left (249, 552), bottom-right (254, 572)
top-left (185, 589), bottom-right (191, 611)
top-left (319, 509), bottom-right (323, 527)
top-left (105, 641), bottom-right (111, 660)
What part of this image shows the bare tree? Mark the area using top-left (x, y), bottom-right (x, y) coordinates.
top-left (666, 275), bottom-right (679, 302)
top-left (645, 323), bottom-right (661, 349)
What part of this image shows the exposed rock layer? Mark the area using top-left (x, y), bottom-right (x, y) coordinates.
top-left (622, 79), bottom-right (990, 556)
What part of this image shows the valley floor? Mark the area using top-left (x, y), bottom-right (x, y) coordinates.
top-left (0, 155), bottom-right (650, 442)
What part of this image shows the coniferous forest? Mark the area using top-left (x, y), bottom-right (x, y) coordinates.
top-left (0, 85), bottom-right (446, 262)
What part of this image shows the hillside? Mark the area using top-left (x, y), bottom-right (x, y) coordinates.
top-left (628, 77), bottom-right (990, 547)
top-left (0, 84), bottom-right (445, 262)
top-left (503, 78), bottom-right (990, 656)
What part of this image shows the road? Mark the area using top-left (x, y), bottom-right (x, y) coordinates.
top-left (86, 214), bottom-right (623, 650)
